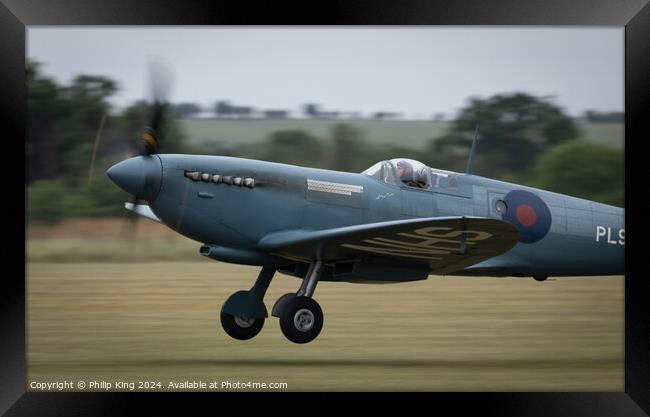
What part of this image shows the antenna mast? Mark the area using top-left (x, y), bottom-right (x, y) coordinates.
top-left (466, 124), bottom-right (480, 175)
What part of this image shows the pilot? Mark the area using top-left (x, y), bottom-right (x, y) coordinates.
top-left (396, 160), bottom-right (413, 184)
top-left (396, 160), bottom-right (428, 188)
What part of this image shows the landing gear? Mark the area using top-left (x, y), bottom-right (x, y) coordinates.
top-left (220, 267), bottom-right (274, 341)
top-left (221, 261), bottom-right (325, 344)
top-left (274, 261), bottom-right (324, 344)
top-left (278, 296), bottom-right (323, 344)
top-left (271, 293), bottom-right (298, 318)
top-left (220, 312), bottom-right (264, 340)
top-left (533, 275), bottom-right (548, 282)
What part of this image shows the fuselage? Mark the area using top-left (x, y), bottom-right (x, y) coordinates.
top-left (127, 154), bottom-right (624, 278)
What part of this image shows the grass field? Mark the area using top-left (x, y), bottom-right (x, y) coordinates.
top-left (180, 118), bottom-right (623, 150)
top-left (27, 218), bottom-right (198, 263)
top-left (26, 219), bottom-right (623, 392)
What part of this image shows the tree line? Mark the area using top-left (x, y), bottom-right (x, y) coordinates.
top-left (27, 61), bottom-right (623, 222)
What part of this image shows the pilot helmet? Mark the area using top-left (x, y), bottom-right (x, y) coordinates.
top-left (396, 160), bottom-right (412, 174)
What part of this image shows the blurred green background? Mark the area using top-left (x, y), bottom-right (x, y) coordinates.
top-left (26, 60), bottom-right (623, 225)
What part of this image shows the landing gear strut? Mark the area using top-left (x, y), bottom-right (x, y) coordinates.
top-left (274, 261), bottom-right (324, 344)
top-left (221, 261), bottom-right (325, 344)
top-left (220, 266), bottom-right (274, 340)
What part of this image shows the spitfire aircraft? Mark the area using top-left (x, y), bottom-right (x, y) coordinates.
top-left (106, 91), bottom-right (624, 344)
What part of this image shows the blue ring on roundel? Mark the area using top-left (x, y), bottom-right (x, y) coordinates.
top-left (501, 190), bottom-right (552, 244)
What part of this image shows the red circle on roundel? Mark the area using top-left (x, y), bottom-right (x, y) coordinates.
top-left (516, 204), bottom-right (537, 227)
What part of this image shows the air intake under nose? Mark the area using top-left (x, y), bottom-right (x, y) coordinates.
top-left (106, 155), bottom-right (163, 201)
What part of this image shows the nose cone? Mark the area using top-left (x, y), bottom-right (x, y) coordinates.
top-left (106, 155), bottom-right (162, 201)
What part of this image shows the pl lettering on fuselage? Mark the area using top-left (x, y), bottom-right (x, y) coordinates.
top-left (596, 226), bottom-right (624, 245)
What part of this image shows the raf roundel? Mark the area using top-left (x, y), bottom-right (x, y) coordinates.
top-left (501, 190), bottom-right (552, 244)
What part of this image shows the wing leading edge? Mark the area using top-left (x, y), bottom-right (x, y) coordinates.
top-left (258, 216), bottom-right (519, 274)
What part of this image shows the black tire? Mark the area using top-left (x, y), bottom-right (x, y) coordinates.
top-left (533, 275), bottom-right (548, 282)
top-left (220, 311), bottom-right (264, 340)
top-left (271, 293), bottom-right (297, 317)
top-left (279, 296), bottom-right (323, 344)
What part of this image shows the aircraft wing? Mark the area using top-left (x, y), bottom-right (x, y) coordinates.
top-left (258, 216), bottom-right (519, 274)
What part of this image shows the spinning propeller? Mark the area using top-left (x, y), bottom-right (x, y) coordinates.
top-left (106, 59), bottom-right (174, 241)
top-left (138, 59), bottom-right (174, 156)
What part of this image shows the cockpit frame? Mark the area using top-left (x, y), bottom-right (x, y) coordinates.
top-left (363, 159), bottom-right (468, 195)
top-left (363, 159), bottom-right (432, 190)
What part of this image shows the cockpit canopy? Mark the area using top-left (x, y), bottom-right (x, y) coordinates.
top-left (362, 158), bottom-right (461, 190)
top-left (391, 158), bottom-right (429, 188)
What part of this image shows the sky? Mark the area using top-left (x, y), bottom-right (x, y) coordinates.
top-left (27, 27), bottom-right (623, 118)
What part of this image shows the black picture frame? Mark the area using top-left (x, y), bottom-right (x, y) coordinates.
top-left (3, 1), bottom-right (649, 415)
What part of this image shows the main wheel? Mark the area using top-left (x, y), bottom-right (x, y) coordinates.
top-left (279, 296), bottom-right (323, 344)
top-left (220, 311), bottom-right (264, 340)
top-left (533, 275), bottom-right (548, 282)
top-left (271, 293), bottom-right (297, 317)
